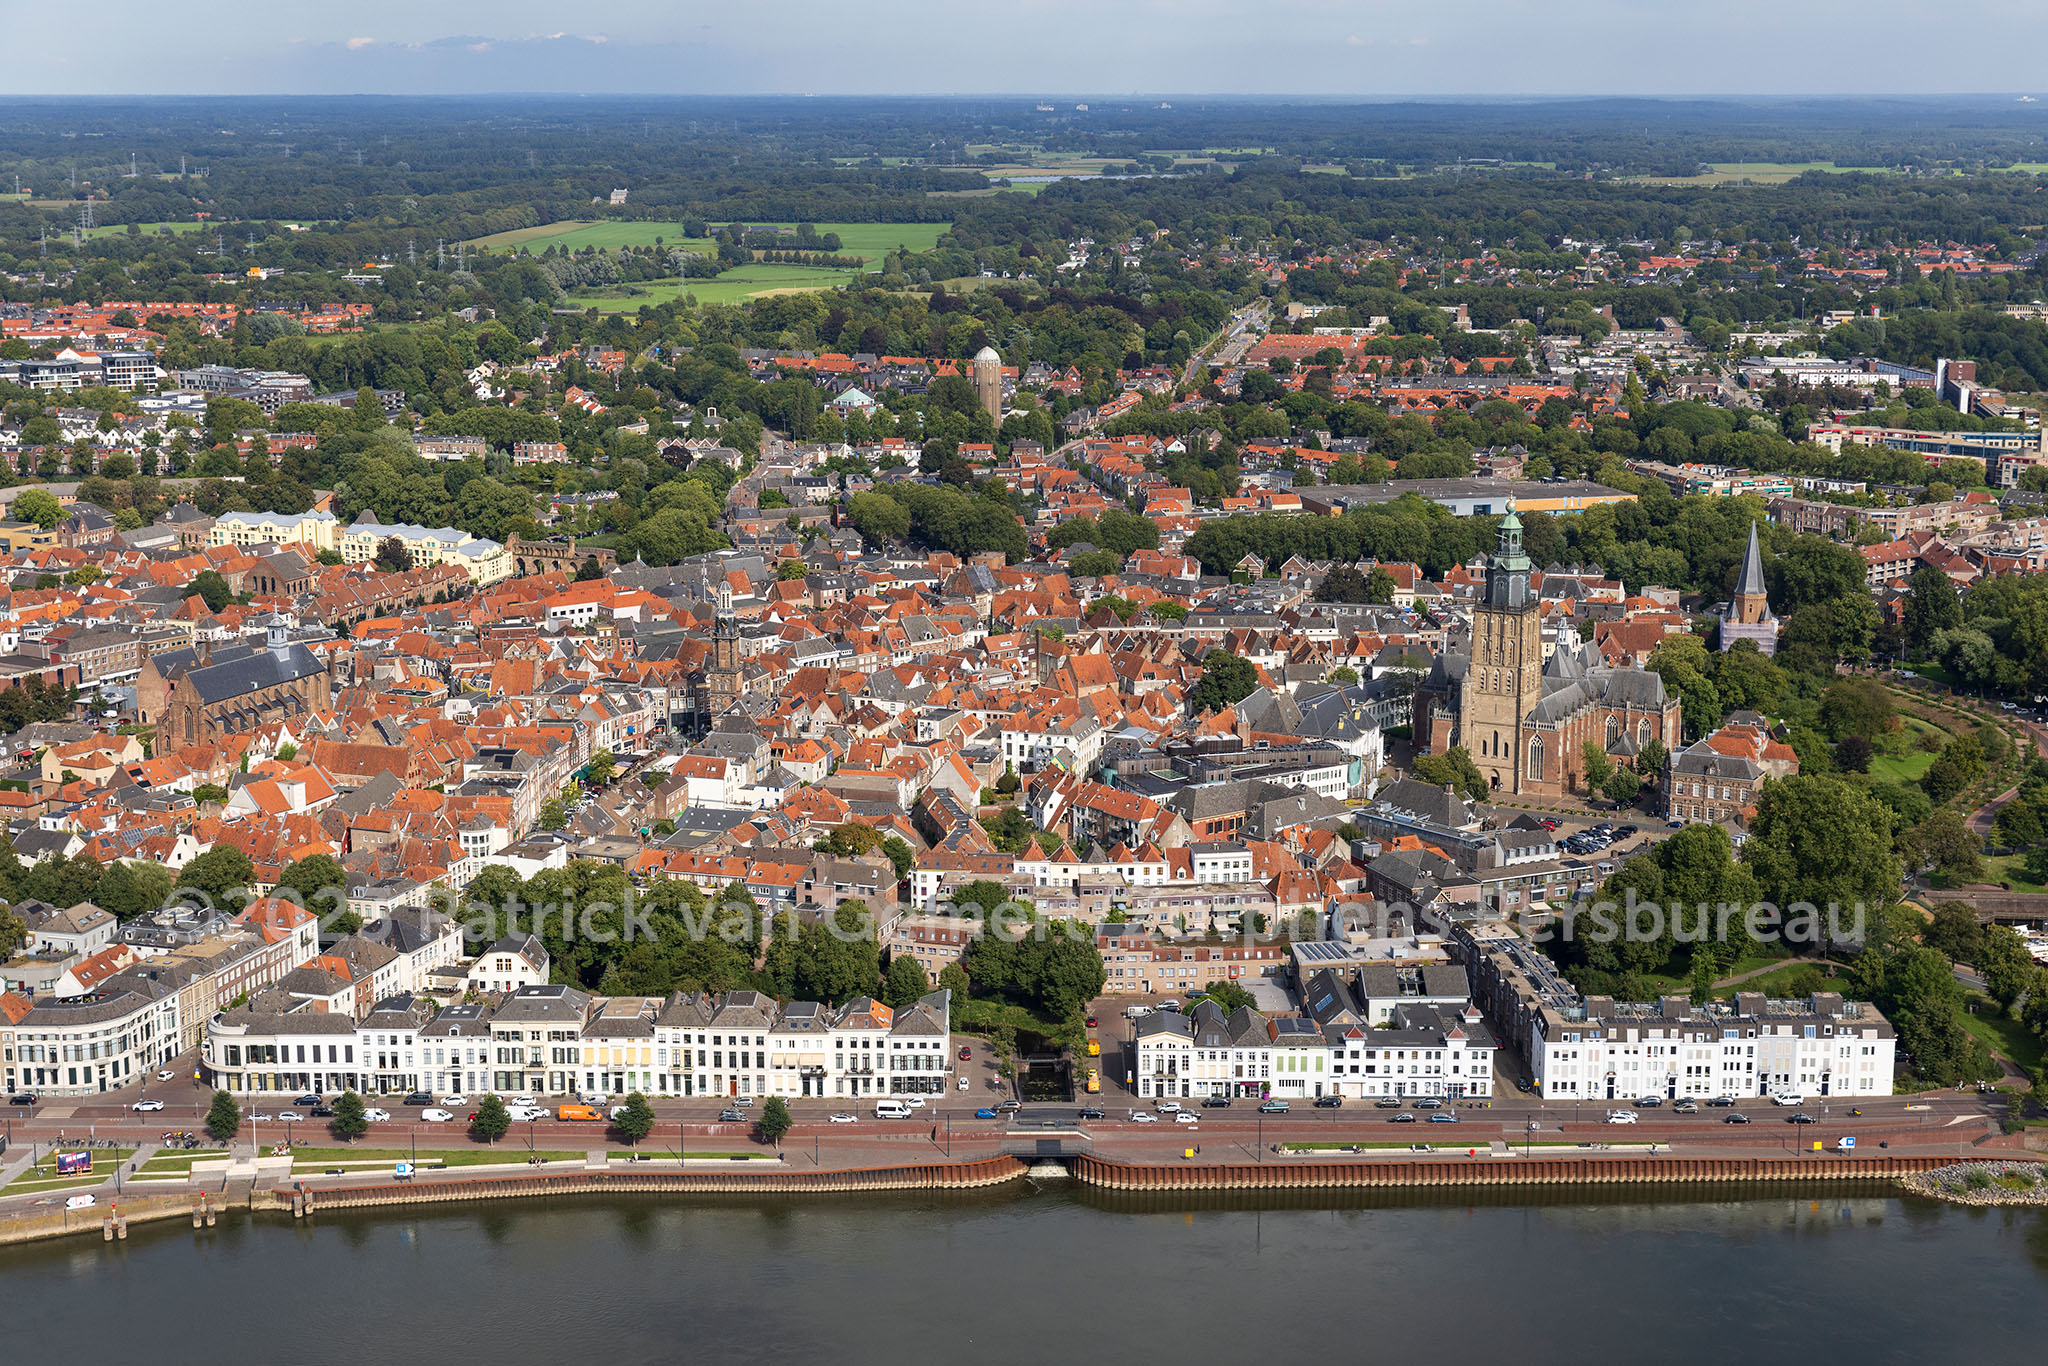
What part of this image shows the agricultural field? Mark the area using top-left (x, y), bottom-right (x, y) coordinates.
top-left (744, 221), bottom-right (948, 263)
top-left (565, 262), bottom-right (866, 311)
top-left (930, 181), bottom-right (1049, 197)
top-left (82, 220), bottom-right (210, 240)
top-left (484, 218), bottom-right (944, 308)
top-left (468, 220), bottom-right (713, 252)
top-left (1630, 161), bottom-right (1894, 186)
top-left (944, 148), bottom-right (1137, 178)
top-left (470, 219), bottom-right (944, 268)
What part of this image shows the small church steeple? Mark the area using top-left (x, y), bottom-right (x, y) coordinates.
top-left (1731, 522), bottom-right (1769, 623)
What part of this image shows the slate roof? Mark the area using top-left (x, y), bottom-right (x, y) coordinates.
top-left (159, 640), bottom-right (326, 704)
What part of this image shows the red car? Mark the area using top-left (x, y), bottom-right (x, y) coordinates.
top-left (1538, 818), bottom-right (1560, 831)
top-left (1085, 1015), bottom-right (1098, 1028)
top-left (958, 1046), bottom-right (972, 1061)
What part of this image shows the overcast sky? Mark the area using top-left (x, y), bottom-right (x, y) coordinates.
top-left (10, 1), bottom-right (2046, 96)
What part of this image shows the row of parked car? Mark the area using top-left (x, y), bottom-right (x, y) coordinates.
top-left (1557, 822), bottom-right (1638, 857)
top-left (1606, 1092), bottom-right (1837, 1124)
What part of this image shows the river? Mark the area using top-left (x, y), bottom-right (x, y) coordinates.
top-left (8, 1185), bottom-right (2047, 1360)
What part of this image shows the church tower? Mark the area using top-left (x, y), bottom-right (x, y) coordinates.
top-left (1460, 502), bottom-right (1545, 794)
top-left (1720, 522), bottom-right (1779, 655)
top-left (701, 583), bottom-right (744, 727)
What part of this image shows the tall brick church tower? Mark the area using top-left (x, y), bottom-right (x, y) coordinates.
top-left (701, 583), bottom-right (744, 726)
top-left (1461, 502), bottom-right (1545, 794)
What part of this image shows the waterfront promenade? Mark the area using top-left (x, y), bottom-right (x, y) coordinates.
top-left (0, 1087), bottom-right (2030, 1247)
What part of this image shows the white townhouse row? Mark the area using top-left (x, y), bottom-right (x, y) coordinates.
top-left (201, 983), bottom-right (958, 1102)
top-left (1132, 998), bottom-right (1497, 1102)
top-left (1529, 992), bottom-right (1896, 1101)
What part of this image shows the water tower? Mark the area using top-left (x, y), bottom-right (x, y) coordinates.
top-left (971, 346), bottom-right (1003, 427)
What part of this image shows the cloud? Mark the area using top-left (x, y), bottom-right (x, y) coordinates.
top-left (268, 31), bottom-right (751, 94)
top-left (20, 3), bottom-right (2048, 96)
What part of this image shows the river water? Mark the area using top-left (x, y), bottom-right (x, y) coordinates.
top-left (8, 1185), bottom-right (2047, 1361)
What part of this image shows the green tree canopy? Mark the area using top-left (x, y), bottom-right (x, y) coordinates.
top-left (1188, 649), bottom-right (1259, 714)
top-left (205, 1089), bottom-right (242, 1143)
top-left (757, 1095), bottom-right (793, 1146)
top-left (471, 1094), bottom-right (512, 1144)
top-left (613, 1092), bottom-right (656, 1145)
top-left (331, 1090), bottom-right (369, 1142)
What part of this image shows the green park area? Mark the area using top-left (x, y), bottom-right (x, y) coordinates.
top-left (130, 1149), bottom-right (230, 1179)
top-left (5, 1149), bottom-right (136, 1195)
top-left (1867, 715), bottom-right (1947, 783)
top-left (285, 1146), bottom-right (583, 1168)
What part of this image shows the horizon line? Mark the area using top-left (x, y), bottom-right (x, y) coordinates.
top-left (0, 91), bottom-right (2042, 102)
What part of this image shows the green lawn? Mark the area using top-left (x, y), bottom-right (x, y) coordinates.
top-left (1712, 961), bottom-right (1832, 1000)
top-left (135, 1149), bottom-right (230, 1175)
top-left (287, 1146), bottom-right (582, 1168)
top-left (1981, 853), bottom-right (2048, 893)
top-left (1869, 747), bottom-right (1939, 783)
top-left (1716, 948), bottom-right (1796, 980)
top-left (4, 1174), bottom-right (111, 1195)
top-left (6, 1149), bottom-right (136, 1193)
top-left (1869, 715), bottom-right (1945, 782)
top-left (1959, 992), bottom-right (2045, 1073)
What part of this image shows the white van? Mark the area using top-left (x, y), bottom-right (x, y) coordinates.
top-left (874, 1099), bottom-right (913, 1119)
top-left (1770, 1091), bottom-right (1806, 1106)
